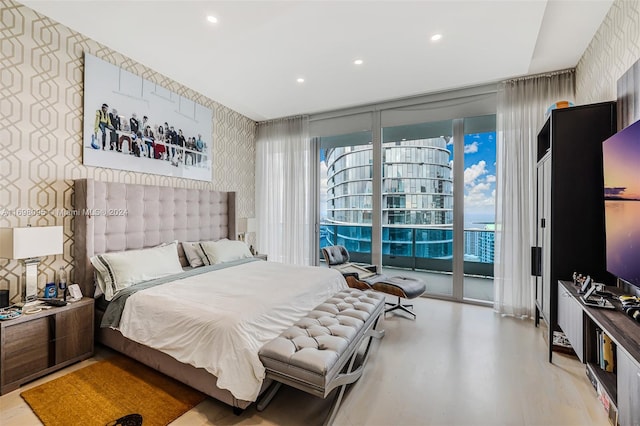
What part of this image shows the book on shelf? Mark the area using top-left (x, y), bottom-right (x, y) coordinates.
top-left (601, 332), bottom-right (615, 373)
top-left (596, 328), bottom-right (603, 368)
top-left (594, 328), bottom-right (616, 372)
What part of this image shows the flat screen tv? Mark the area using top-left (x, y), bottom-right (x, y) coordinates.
top-left (602, 119), bottom-right (640, 289)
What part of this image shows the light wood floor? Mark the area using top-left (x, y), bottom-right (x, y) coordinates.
top-left (1, 297), bottom-right (610, 426)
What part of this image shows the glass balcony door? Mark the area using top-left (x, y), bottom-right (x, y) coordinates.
top-left (462, 116), bottom-right (496, 302)
top-left (312, 89), bottom-right (496, 304)
top-left (379, 116), bottom-right (496, 302)
top-left (319, 131), bottom-right (373, 266)
top-left (381, 119), bottom-right (455, 297)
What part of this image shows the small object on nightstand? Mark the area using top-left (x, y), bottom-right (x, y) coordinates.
top-left (67, 284), bottom-right (82, 302)
top-left (0, 290), bottom-right (9, 309)
top-left (254, 254), bottom-right (268, 261)
top-left (44, 282), bottom-right (58, 299)
top-left (58, 266), bottom-right (67, 301)
top-left (38, 298), bottom-right (67, 307)
top-left (0, 308), bottom-right (21, 321)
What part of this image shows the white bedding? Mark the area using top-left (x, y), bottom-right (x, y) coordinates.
top-left (117, 260), bottom-right (347, 402)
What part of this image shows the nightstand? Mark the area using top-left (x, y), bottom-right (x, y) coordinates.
top-left (0, 297), bottom-right (94, 395)
top-left (254, 254), bottom-right (268, 261)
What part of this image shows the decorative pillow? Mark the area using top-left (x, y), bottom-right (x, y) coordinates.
top-left (181, 241), bottom-right (207, 267)
top-left (199, 239), bottom-right (252, 265)
top-left (90, 242), bottom-right (183, 301)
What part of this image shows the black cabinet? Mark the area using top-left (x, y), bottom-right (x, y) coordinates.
top-left (533, 102), bottom-right (616, 362)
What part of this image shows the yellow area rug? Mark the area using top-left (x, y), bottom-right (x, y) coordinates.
top-left (21, 355), bottom-right (206, 426)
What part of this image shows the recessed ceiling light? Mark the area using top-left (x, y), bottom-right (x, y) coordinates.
top-left (207, 15), bottom-right (218, 24)
top-left (354, 59), bottom-right (364, 65)
top-left (431, 34), bottom-right (442, 42)
top-left (297, 78), bottom-right (305, 83)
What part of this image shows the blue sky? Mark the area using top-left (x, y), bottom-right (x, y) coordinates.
top-left (458, 131), bottom-right (496, 224)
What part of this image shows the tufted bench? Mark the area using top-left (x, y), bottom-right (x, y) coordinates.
top-left (257, 289), bottom-right (385, 425)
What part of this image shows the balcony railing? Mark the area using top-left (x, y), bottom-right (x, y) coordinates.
top-left (320, 223), bottom-right (494, 277)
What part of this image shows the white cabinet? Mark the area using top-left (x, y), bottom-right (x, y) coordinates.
top-left (556, 284), bottom-right (583, 362)
top-left (617, 349), bottom-right (640, 426)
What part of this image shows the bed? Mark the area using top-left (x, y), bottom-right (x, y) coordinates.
top-left (73, 179), bottom-right (347, 409)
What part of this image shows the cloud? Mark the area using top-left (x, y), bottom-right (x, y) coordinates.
top-left (604, 187), bottom-right (626, 196)
top-left (465, 183), bottom-right (495, 207)
top-left (464, 160), bottom-right (487, 185)
top-left (470, 182), bottom-right (490, 192)
top-left (464, 141), bottom-right (479, 154)
top-left (465, 189), bottom-right (495, 208)
top-left (464, 163), bottom-right (495, 209)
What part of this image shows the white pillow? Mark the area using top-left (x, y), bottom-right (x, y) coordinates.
top-left (200, 239), bottom-right (252, 265)
top-left (90, 242), bottom-right (183, 301)
top-left (181, 241), bottom-right (206, 267)
top-left (93, 274), bottom-right (105, 298)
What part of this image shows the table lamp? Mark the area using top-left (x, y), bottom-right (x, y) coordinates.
top-left (237, 218), bottom-right (256, 242)
top-left (0, 226), bottom-right (64, 306)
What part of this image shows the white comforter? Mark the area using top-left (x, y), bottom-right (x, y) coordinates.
top-left (117, 260), bottom-right (347, 402)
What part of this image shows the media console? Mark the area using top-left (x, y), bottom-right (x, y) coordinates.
top-left (557, 280), bottom-right (640, 426)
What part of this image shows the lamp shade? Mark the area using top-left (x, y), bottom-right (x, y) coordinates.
top-left (0, 226), bottom-right (64, 259)
top-left (237, 218), bottom-right (248, 234)
top-left (246, 218), bottom-right (256, 233)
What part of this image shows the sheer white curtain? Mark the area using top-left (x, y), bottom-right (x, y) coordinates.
top-left (494, 71), bottom-right (575, 317)
top-left (256, 116), bottom-right (314, 265)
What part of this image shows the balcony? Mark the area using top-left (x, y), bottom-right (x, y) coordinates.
top-left (320, 223), bottom-right (494, 302)
top-left (321, 223), bottom-right (494, 275)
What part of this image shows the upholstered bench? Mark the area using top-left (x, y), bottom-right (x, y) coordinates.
top-left (257, 289), bottom-right (385, 425)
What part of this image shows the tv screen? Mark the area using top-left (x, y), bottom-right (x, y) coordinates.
top-left (603, 119), bottom-right (640, 288)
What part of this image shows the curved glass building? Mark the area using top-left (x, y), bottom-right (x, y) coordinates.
top-left (325, 138), bottom-right (453, 258)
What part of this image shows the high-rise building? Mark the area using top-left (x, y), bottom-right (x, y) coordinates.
top-left (324, 138), bottom-right (454, 258)
top-left (478, 224), bottom-right (495, 263)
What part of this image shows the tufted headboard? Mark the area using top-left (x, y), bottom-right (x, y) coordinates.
top-left (73, 179), bottom-right (236, 297)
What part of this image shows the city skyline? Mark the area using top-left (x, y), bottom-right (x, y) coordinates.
top-left (319, 131), bottom-right (496, 230)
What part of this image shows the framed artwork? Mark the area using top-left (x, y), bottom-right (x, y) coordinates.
top-left (82, 53), bottom-right (213, 181)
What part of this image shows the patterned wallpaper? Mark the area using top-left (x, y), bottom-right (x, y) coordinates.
top-left (576, 0), bottom-right (640, 295)
top-left (0, 0), bottom-right (256, 303)
top-left (576, 0), bottom-right (640, 105)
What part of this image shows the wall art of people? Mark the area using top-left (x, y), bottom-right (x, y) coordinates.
top-left (83, 53), bottom-right (213, 182)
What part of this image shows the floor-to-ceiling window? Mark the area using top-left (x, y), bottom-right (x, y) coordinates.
top-left (314, 85), bottom-right (496, 304)
top-left (321, 131), bottom-right (373, 265)
top-left (462, 117), bottom-right (496, 302)
top-left (380, 119), bottom-right (455, 297)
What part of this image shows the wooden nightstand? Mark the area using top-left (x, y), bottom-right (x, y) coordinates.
top-left (254, 254), bottom-right (268, 261)
top-left (0, 297), bottom-right (94, 395)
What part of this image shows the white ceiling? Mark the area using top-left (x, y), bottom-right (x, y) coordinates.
top-left (20, 0), bottom-right (613, 122)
